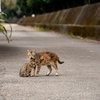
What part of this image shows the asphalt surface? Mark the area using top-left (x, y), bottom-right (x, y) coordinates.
top-left (0, 24), bottom-right (100, 100)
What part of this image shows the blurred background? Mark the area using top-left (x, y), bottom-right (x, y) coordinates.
top-left (1, 0), bottom-right (100, 23)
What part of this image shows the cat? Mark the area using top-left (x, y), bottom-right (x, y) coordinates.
top-left (19, 59), bottom-right (36, 77)
top-left (27, 49), bottom-right (64, 76)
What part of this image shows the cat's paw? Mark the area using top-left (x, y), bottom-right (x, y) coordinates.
top-left (55, 73), bottom-right (58, 76)
top-left (35, 74), bottom-right (38, 77)
top-left (31, 75), bottom-right (35, 77)
top-left (45, 72), bottom-right (50, 76)
top-left (45, 73), bottom-right (49, 76)
top-left (26, 75), bottom-right (31, 77)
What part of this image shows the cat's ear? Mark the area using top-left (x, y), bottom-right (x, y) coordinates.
top-left (27, 50), bottom-right (30, 53)
top-left (33, 49), bottom-right (36, 53)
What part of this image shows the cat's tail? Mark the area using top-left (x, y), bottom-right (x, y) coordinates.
top-left (58, 59), bottom-right (64, 64)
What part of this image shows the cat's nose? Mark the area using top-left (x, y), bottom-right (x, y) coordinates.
top-left (30, 57), bottom-right (33, 59)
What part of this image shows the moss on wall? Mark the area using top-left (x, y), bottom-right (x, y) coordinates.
top-left (62, 6), bottom-right (83, 24)
top-left (81, 3), bottom-right (100, 25)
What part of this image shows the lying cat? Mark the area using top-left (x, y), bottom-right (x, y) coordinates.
top-left (19, 59), bottom-right (36, 77)
top-left (27, 49), bottom-right (64, 76)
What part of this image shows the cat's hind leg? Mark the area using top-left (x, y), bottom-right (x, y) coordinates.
top-left (52, 63), bottom-right (58, 76)
top-left (46, 65), bottom-right (52, 76)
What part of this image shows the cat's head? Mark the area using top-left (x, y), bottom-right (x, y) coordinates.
top-left (27, 49), bottom-right (36, 60)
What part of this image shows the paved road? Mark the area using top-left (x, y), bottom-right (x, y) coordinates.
top-left (0, 24), bottom-right (100, 100)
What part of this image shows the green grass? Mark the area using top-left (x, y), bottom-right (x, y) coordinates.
top-left (77, 35), bottom-right (81, 38)
top-left (33, 26), bottom-right (46, 31)
top-left (65, 31), bottom-right (82, 39)
top-left (70, 31), bottom-right (73, 36)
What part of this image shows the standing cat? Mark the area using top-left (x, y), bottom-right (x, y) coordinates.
top-left (27, 49), bottom-right (64, 76)
top-left (19, 59), bottom-right (36, 77)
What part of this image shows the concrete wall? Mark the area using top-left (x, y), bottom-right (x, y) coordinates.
top-left (18, 3), bottom-right (100, 41)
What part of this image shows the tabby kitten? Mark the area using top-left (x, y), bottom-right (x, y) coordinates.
top-left (19, 59), bottom-right (36, 77)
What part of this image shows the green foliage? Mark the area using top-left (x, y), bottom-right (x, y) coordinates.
top-left (33, 26), bottom-right (46, 31)
top-left (65, 31), bottom-right (68, 35)
top-left (1, 0), bottom-right (17, 18)
top-left (77, 35), bottom-right (81, 38)
top-left (0, 12), bottom-right (12, 43)
top-left (2, 0), bottom-right (100, 18)
top-left (12, 0), bottom-right (31, 18)
top-left (14, 0), bottom-right (100, 17)
top-left (70, 32), bottom-right (73, 36)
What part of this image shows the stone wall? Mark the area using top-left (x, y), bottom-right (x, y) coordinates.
top-left (18, 3), bottom-right (100, 41)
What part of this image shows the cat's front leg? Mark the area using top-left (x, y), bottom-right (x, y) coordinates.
top-left (36, 65), bottom-right (41, 77)
top-left (26, 70), bottom-right (31, 77)
top-left (32, 67), bottom-right (36, 77)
